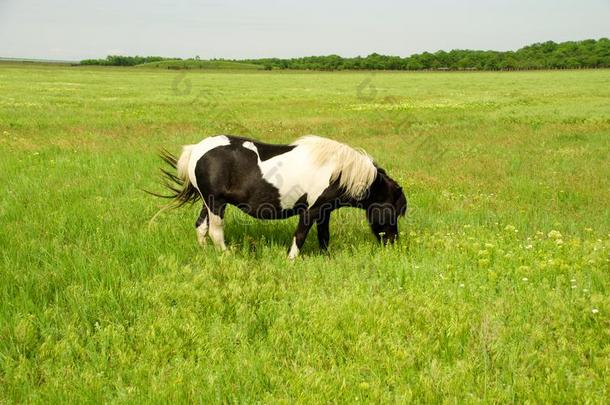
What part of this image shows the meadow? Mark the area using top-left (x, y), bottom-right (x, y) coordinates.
top-left (0, 63), bottom-right (609, 402)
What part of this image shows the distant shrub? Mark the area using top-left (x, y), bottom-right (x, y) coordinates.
top-left (79, 55), bottom-right (179, 67)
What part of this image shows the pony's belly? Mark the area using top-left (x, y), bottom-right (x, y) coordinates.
top-left (236, 203), bottom-right (301, 220)
top-left (234, 192), bottom-right (308, 220)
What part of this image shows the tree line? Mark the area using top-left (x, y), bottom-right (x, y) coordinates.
top-left (80, 38), bottom-right (609, 70)
top-left (80, 55), bottom-right (172, 66)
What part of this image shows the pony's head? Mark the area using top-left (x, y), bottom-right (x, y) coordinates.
top-left (362, 167), bottom-right (407, 244)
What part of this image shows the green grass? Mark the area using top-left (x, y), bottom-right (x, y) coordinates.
top-left (0, 63), bottom-right (609, 402)
top-left (136, 59), bottom-right (264, 70)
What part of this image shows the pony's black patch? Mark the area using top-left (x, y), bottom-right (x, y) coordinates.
top-left (228, 135), bottom-right (296, 161)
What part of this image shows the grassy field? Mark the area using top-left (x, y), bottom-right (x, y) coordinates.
top-left (0, 63), bottom-right (609, 402)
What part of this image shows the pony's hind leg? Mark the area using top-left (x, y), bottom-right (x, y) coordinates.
top-left (195, 207), bottom-right (209, 246)
top-left (207, 199), bottom-right (227, 251)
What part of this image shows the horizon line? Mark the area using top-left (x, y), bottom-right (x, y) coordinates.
top-left (2, 37), bottom-right (608, 63)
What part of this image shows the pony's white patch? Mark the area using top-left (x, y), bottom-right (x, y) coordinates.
top-left (208, 211), bottom-right (226, 250)
top-left (196, 219), bottom-right (208, 246)
top-left (242, 141), bottom-right (257, 153)
top-left (243, 136), bottom-right (376, 209)
top-left (245, 142), bottom-right (333, 209)
top-left (187, 135), bottom-right (231, 190)
top-left (288, 237), bottom-right (299, 260)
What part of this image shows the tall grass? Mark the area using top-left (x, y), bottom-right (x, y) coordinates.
top-left (0, 64), bottom-right (609, 402)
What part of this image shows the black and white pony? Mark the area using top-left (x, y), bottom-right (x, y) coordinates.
top-left (152, 135), bottom-right (407, 259)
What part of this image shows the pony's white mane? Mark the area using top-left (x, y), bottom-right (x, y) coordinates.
top-left (292, 135), bottom-right (377, 199)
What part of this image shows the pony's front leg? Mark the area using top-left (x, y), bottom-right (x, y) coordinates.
top-left (316, 210), bottom-right (332, 252)
top-left (288, 211), bottom-right (315, 260)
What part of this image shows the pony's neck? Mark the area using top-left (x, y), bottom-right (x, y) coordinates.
top-left (348, 172), bottom-right (385, 210)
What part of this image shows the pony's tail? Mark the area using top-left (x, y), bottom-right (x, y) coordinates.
top-left (146, 145), bottom-right (200, 224)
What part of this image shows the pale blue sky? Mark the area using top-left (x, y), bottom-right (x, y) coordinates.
top-left (0, 0), bottom-right (608, 60)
